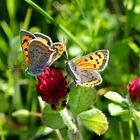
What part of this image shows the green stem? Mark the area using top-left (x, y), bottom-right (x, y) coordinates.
top-left (0, 126), bottom-right (5, 140)
top-left (129, 120), bottom-right (134, 140)
top-left (55, 129), bottom-right (64, 140)
top-left (24, 0), bottom-right (86, 51)
top-left (60, 108), bottom-right (82, 140)
top-left (132, 109), bottom-right (140, 135)
top-left (0, 21), bottom-right (13, 39)
top-left (60, 108), bottom-right (77, 133)
top-left (23, 7), bottom-right (32, 29)
top-left (118, 121), bottom-right (124, 140)
top-left (74, 0), bottom-right (85, 19)
top-left (124, 0), bottom-right (136, 39)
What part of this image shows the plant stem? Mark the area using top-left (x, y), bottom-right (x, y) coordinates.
top-left (24, 0), bottom-right (86, 51)
top-left (23, 7), bottom-right (32, 29)
top-left (55, 129), bottom-right (64, 140)
top-left (0, 126), bottom-right (5, 140)
top-left (118, 121), bottom-right (124, 140)
top-left (74, 0), bottom-right (85, 20)
top-left (60, 108), bottom-right (77, 133)
top-left (129, 120), bottom-right (134, 140)
top-left (132, 109), bottom-right (140, 135)
top-left (60, 108), bottom-right (81, 140)
top-left (124, 0), bottom-right (136, 39)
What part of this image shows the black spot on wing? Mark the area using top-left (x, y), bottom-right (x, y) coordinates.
top-left (24, 48), bottom-right (28, 51)
top-left (89, 56), bottom-right (93, 60)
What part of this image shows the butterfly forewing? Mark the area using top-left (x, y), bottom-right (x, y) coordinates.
top-left (20, 29), bottom-right (36, 65)
top-left (27, 39), bottom-right (55, 75)
top-left (34, 32), bottom-right (52, 46)
top-left (75, 50), bottom-right (109, 71)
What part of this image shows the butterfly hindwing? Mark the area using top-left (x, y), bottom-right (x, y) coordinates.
top-left (50, 42), bottom-right (65, 64)
top-left (20, 29), bottom-right (36, 64)
top-left (27, 39), bottom-right (55, 75)
top-left (75, 49), bottom-right (109, 71)
top-left (77, 70), bottom-right (102, 87)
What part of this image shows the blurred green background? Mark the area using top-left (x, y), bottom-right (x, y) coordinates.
top-left (0, 0), bottom-right (140, 140)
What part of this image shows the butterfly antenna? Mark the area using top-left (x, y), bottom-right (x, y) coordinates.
top-left (62, 37), bottom-right (69, 60)
top-left (7, 66), bottom-right (22, 71)
top-left (7, 62), bottom-right (26, 71)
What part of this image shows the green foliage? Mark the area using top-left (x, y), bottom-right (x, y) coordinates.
top-left (42, 105), bottom-right (65, 129)
top-left (69, 87), bottom-right (96, 115)
top-left (0, 0), bottom-right (140, 139)
top-left (78, 108), bottom-right (108, 135)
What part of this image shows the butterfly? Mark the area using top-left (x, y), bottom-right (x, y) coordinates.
top-left (20, 29), bottom-right (65, 75)
top-left (65, 49), bottom-right (109, 87)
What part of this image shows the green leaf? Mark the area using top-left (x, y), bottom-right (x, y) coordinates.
top-left (108, 103), bottom-right (129, 116)
top-left (78, 108), bottom-right (108, 135)
top-left (42, 105), bottom-right (65, 129)
top-left (0, 94), bottom-right (9, 112)
top-left (69, 87), bottom-right (96, 115)
top-left (0, 113), bottom-right (6, 126)
top-left (128, 40), bottom-right (140, 56)
top-left (104, 91), bottom-right (126, 105)
top-left (120, 111), bottom-right (131, 122)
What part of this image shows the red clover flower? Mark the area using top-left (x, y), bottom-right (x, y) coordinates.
top-left (36, 67), bottom-right (69, 110)
top-left (127, 77), bottom-right (140, 102)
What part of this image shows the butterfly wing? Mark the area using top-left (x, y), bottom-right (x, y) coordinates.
top-left (75, 49), bottom-right (109, 71)
top-left (65, 61), bottom-right (102, 87)
top-left (27, 39), bottom-right (55, 75)
top-left (77, 70), bottom-right (102, 87)
top-left (20, 29), bottom-right (36, 64)
top-left (34, 32), bottom-right (52, 46)
top-left (50, 42), bottom-right (65, 65)
top-left (65, 61), bottom-right (81, 84)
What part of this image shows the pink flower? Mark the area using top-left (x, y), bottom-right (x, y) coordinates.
top-left (127, 77), bottom-right (140, 102)
top-left (36, 67), bottom-right (69, 110)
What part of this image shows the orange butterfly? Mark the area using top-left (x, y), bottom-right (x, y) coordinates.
top-left (65, 50), bottom-right (109, 87)
top-left (20, 29), bottom-right (65, 75)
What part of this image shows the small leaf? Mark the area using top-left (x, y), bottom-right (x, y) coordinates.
top-left (0, 113), bottom-right (6, 126)
top-left (78, 108), bottom-right (108, 135)
top-left (128, 41), bottom-right (140, 55)
top-left (42, 105), bottom-right (65, 129)
top-left (108, 103), bottom-right (129, 116)
top-left (104, 91), bottom-right (125, 104)
top-left (120, 111), bottom-right (131, 121)
top-left (0, 94), bottom-right (9, 112)
top-left (69, 87), bottom-right (96, 115)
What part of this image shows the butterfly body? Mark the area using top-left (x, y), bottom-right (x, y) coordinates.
top-left (20, 29), bottom-right (65, 76)
top-left (65, 50), bottom-right (109, 87)
top-left (65, 61), bottom-right (81, 85)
